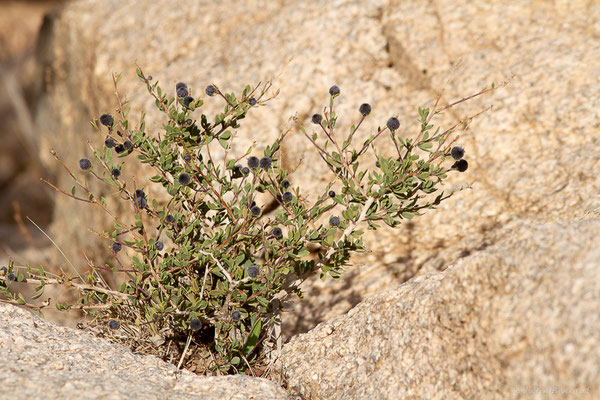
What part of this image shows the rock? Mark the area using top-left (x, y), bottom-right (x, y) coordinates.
top-left (0, 302), bottom-right (291, 400)
top-left (31, 0), bottom-right (600, 341)
top-left (276, 218), bottom-right (600, 399)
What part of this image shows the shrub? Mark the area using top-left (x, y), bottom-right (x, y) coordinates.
top-left (0, 65), bottom-right (503, 375)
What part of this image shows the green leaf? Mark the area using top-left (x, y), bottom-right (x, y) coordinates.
top-left (243, 317), bottom-right (262, 355)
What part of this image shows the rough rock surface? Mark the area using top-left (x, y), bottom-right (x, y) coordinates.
top-left (0, 302), bottom-right (291, 400)
top-left (276, 217), bottom-right (600, 399)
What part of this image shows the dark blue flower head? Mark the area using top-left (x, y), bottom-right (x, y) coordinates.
top-left (79, 158), bottom-right (92, 170)
top-left (205, 85), bottom-right (216, 96)
top-left (100, 114), bottom-right (114, 127)
top-left (359, 103), bottom-right (371, 116)
top-left (190, 318), bottom-right (202, 331)
top-left (451, 146), bottom-right (465, 160)
top-left (248, 156), bottom-right (259, 169)
top-left (386, 117), bottom-right (400, 131)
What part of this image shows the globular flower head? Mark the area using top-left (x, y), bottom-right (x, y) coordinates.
top-left (281, 179), bottom-right (290, 189)
top-left (250, 206), bottom-right (261, 217)
top-left (247, 265), bottom-right (259, 278)
top-left (329, 85), bottom-right (340, 96)
top-left (79, 158), bottom-right (92, 170)
top-left (7, 273), bottom-right (16, 282)
top-left (375, 161), bottom-right (380, 168)
top-left (155, 240), bottom-right (164, 251)
top-left (178, 173), bottom-right (191, 186)
top-left (123, 140), bottom-right (133, 150)
top-left (176, 82), bottom-right (187, 91)
top-left (183, 154), bottom-right (191, 162)
top-left (451, 146), bottom-right (465, 160)
top-left (247, 156), bottom-right (259, 169)
top-left (232, 310), bottom-right (241, 322)
top-left (249, 98), bottom-right (257, 106)
top-left (282, 191), bottom-right (293, 203)
top-left (190, 318), bottom-right (202, 331)
top-left (241, 167), bottom-right (250, 176)
top-left (453, 159), bottom-right (469, 172)
top-left (108, 320), bottom-right (120, 330)
top-left (386, 117), bottom-right (400, 131)
top-left (135, 189), bottom-right (145, 198)
top-left (183, 96), bottom-right (194, 108)
top-left (272, 227), bottom-right (283, 238)
top-left (328, 190), bottom-right (336, 198)
top-left (104, 138), bottom-right (116, 148)
top-left (312, 114), bottom-right (323, 125)
top-left (100, 113), bottom-right (114, 127)
top-left (176, 87), bottom-right (189, 98)
top-left (186, 119), bottom-right (193, 126)
top-left (0, 266), bottom-right (7, 275)
top-left (165, 214), bottom-right (175, 223)
top-left (329, 216), bottom-right (341, 227)
top-left (112, 242), bottom-right (122, 253)
top-left (259, 157), bottom-right (272, 170)
top-left (205, 85), bottom-right (216, 96)
top-left (115, 144), bottom-right (125, 154)
top-left (359, 103), bottom-right (371, 116)
top-left (111, 168), bottom-right (121, 178)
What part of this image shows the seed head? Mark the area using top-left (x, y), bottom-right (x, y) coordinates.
top-left (165, 214), bottom-right (175, 223)
top-left (176, 82), bottom-right (187, 91)
top-left (329, 216), bottom-right (341, 226)
top-left (249, 98), bottom-right (257, 106)
top-left (281, 179), bottom-right (290, 189)
top-left (183, 96), bottom-right (194, 108)
top-left (135, 189), bottom-right (145, 198)
top-left (100, 114), bottom-right (114, 127)
top-left (155, 241), bottom-right (164, 251)
top-left (248, 156), bottom-right (259, 169)
top-left (176, 87), bottom-right (188, 98)
top-left (123, 140), bottom-right (133, 150)
top-left (183, 154), bottom-right (191, 162)
top-left (232, 310), bottom-right (241, 322)
top-left (112, 242), bottom-right (122, 253)
top-left (7, 273), bottom-right (16, 282)
top-left (312, 114), bottom-right (323, 125)
top-left (115, 144), bottom-right (125, 154)
top-left (79, 158), bottom-right (91, 170)
top-left (108, 320), bottom-right (120, 330)
top-left (111, 168), bottom-right (121, 178)
top-left (247, 265), bottom-right (259, 278)
top-left (205, 85), bottom-right (216, 96)
top-left (328, 190), bottom-right (336, 198)
top-left (359, 103), bottom-right (371, 116)
top-left (250, 206), bottom-right (261, 217)
top-left (386, 117), bottom-right (400, 131)
top-left (241, 167), bottom-right (250, 176)
top-left (178, 173), bottom-right (191, 186)
top-left (453, 159), bottom-right (469, 172)
top-left (259, 157), bottom-right (272, 170)
top-left (190, 318), bottom-right (202, 331)
top-left (329, 85), bottom-right (340, 96)
top-left (282, 191), bottom-right (293, 203)
top-left (272, 227), bottom-right (283, 238)
top-left (104, 138), bottom-right (116, 148)
top-left (451, 146), bottom-right (465, 160)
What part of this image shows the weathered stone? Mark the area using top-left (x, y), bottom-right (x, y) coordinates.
top-left (0, 302), bottom-right (291, 400)
top-left (276, 218), bottom-right (600, 399)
